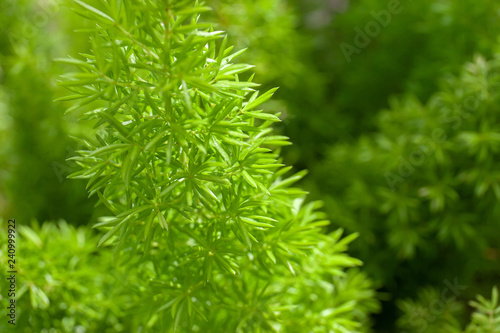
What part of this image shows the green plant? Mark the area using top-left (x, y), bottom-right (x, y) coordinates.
top-left (59, 0), bottom-right (379, 331)
top-left (0, 220), bottom-right (134, 332)
top-left (397, 287), bottom-right (465, 333)
top-left (397, 287), bottom-right (500, 333)
top-left (466, 287), bottom-right (500, 333)
top-left (313, 51), bottom-right (500, 330)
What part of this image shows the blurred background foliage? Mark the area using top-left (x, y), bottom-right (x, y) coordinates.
top-left (0, 0), bottom-right (96, 225)
top-left (1, 0), bottom-right (500, 332)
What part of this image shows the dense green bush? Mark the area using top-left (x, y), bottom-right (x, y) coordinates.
top-left (218, 1), bottom-right (500, 327)
top-left (0, 220), bottom-right (135, 332)
top-left (214, 0), bottom-right (500, 165)
top-left (2, 218), bottom-right (496, 332)
top-left (314, 51), bottom-right (500, 330)
top-left (2, 0), bottom-right (500, 331)
top-left (57, 0), bottom-right (379, 331)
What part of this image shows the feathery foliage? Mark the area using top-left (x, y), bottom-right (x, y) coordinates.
top-left (3, 0), bottom-right (499, 331)
top-left (466, 287), bottom-right (500, 333)
top-left (0, 220), bottom-right (134, 332)
top-left (315, 53), bottom-right (500, 291)
top-left (60, 0), bottom-right (379, 331)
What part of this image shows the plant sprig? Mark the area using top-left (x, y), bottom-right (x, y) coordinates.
top-left (60, 0), bottom-right (378, 331)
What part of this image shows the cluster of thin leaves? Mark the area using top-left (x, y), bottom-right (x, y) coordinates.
top-left (60, 0), bottom-right (378, 331)
top-left (0, 220), bottom-right (135, 332)
top-left (315, 54), bottom-right (500, 280)
top-left (466, 287), bottom-right (500, 333)
top-left (210, 1), bottom-right (500, 328)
